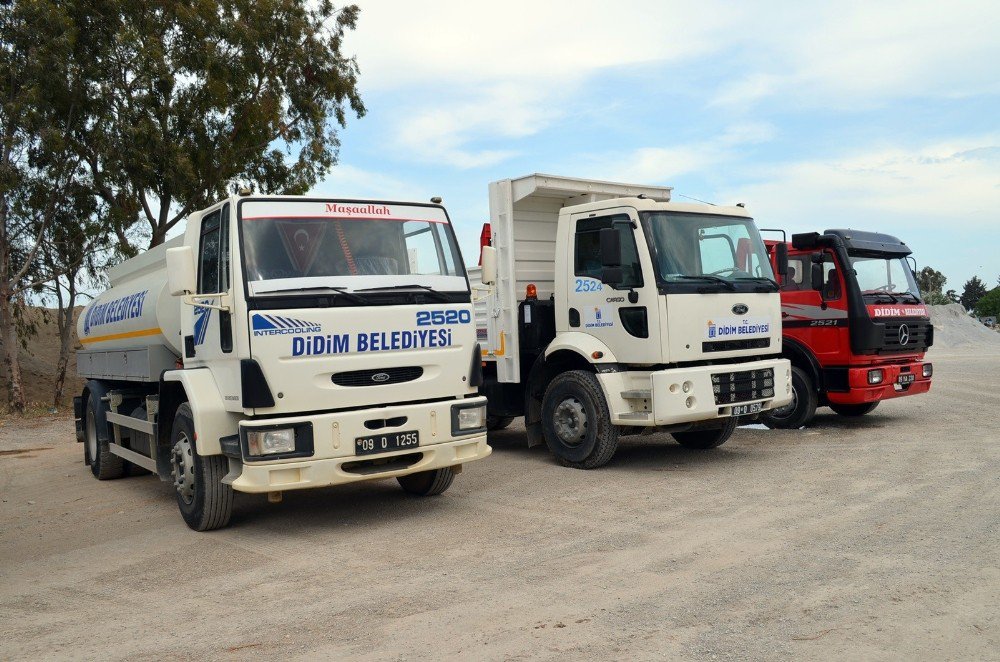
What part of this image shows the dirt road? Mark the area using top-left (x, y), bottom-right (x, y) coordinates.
top-left (2, 350), bottom-right (998, 660)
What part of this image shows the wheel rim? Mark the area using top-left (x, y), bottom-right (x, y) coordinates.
top-left (553, 397), bottom-right (587, 446)
top-left (86, 407), bottom-right (98, 463)
top-left (770, 383), bottom-right (798, 419)
top-left (172, 432), bottom-right (196, 505)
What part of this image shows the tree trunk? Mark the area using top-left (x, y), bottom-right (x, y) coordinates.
top-left (0, 293), bottom-right (26, 414)
top-left (52, 276), bottom-right (77, 408)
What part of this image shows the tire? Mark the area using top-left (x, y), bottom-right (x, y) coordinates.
top-left (486, 415), bottom-right (514, 431)
top-left (760, 366), bottom-right (818, 430)
top-left (397, 467), bottom-right (456, 496)
top-left (671, 415), bottom-right (739, 450)
top-left (541, 370), bottom-right (619, 469)
top-left (830, 402), bottom-right (880, 417)
top-left (170, 403), bottom-right (233, 531)
top-left (85, 395), bottom-right (126, 480)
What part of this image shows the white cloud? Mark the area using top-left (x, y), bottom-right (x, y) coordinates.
top-left (311, 164), bottom-right (427, 201)
top-left (720, 137), bottom-right (1000, 231)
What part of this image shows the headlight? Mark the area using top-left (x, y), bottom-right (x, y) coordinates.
top-left (867, 369), bottom-right (884, 385)
top-left (452, 403), bottom-right (486, 434)
top-left (922, 363), bottom-right (933, 378)
top-left (247, 428), bottom-right (296, 456)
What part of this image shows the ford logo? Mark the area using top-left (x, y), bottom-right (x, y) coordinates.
top-left (371, 372), bottom-right (391, 383)
top-left (732, 303), bottom-right (749, 315)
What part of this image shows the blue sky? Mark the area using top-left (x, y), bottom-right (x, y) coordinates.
top-left (309, 0), bottom-right (1000, 292)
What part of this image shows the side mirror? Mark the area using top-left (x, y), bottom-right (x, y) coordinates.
top-left (775, 243), bottom-right (789, 277)
top-left (167, 246), bottom-right (197, 296)
top-left (480, 245), bottom-right (497, 285)
top-left (599, 228), bottom-right (621, 267)
top-left (810, 262), bottom-right (824, 292)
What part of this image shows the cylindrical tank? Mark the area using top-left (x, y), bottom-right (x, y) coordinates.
top-left (77, 240), bottom-right (183, 356)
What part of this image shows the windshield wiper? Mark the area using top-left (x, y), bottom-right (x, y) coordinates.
top-left (355, 283), bottom-right (454, 302)
top-left (735, 276), bottom-right (779, 289)
top-left (256, 286), bottom-right (368, 305)
top-left (672, 275), bottom-right (737, 291)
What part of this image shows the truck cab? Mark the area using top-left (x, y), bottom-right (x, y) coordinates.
top-left (75, 194), bottom-right (491, 530)
top-left (761, 228), bottom-right (933, 428)
top-left (474, 174), bottom-right (792, 468)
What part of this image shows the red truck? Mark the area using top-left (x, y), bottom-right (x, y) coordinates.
top-left (761, 229), bottom-right (933, 428)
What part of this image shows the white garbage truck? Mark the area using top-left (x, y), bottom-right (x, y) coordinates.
top-left (472, 174), bottom-right (793, 468)
top-left (74, 193), bottom-right (491, 530)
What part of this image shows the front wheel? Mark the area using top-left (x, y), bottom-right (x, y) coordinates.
top-left (541, 370), bottom-right (619, 469)
top-left (671, 416), bottom-right (739, 449)
top-left (171, 404), bottom-right (233, 531)
top-left (830, 402), bottom-right (880, 417)
top-left (760, 366), bottom-right (818, 429)
top-left (397, 467), bottom-right (456, 496)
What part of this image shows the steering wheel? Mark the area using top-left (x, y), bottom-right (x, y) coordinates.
top-left (872, 283), bottom-right (896, 292)
top-left (708, 267), bottom-right (740, 277)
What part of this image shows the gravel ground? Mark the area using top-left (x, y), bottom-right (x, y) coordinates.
top-left (1, 348), bottom-right (998, 661)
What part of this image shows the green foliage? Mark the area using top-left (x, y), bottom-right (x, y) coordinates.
top-left (960, 276), bottom-right (988, 311)
top-left (916, 266), bottom-right (946, 297)
top-left (922, 290), bottom-right (952, 305)
top-left (53, 0), bottom-right (366, 249)
top-left (974, 287), bottom-right (1000, 318)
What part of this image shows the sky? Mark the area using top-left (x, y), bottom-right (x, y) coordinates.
top-left (309, 0), bottom-right (1000, 292)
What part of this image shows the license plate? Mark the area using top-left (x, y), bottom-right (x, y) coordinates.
top-left (355, 430), bottom-right (419, 456)
top-left (731, 402), bottom-right (764, 416)
top-left (898, 374), bottom-right (915, 385)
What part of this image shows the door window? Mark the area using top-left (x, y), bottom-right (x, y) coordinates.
top-left (198, 208), bottom-right (229, 293)
top-left (574, 215), bottom-right (643, 288)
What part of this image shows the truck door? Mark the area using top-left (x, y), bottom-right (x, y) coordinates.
top-left (568, 209), bottom-right (662, 364)
top-left (781, 250), bottom-right (848, 364)
top-left (180, 204), bottom-right (242, 405)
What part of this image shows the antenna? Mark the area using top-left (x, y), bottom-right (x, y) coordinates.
top-left (675, 193), bottom-right (716, 206)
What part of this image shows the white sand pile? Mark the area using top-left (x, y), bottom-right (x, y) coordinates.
top-left (927, 303), bottom-right (1000, 351)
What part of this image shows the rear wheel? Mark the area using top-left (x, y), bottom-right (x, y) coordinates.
top-left (760, 366), bottom-right (818, 429)
top-left (86, 395), bottom-right (126, 480)
top-left (397, 467), bottom-right (456, 496)
top-left (541, 370), bottom-right (619, 469)
top-left (671, 416), bottom-right (739, 450)
top-left (830, 402), bottom-right (880, 417)
top-left (171, 404), bottom-right (233, 531)
top-left (486, 415), bottom-right (514, 431)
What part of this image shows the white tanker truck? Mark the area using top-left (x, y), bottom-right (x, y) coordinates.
top-left (74, 193), bottom-right (491, 530)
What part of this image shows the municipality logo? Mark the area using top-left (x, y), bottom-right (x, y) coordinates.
top-left (707, 320), bottom-right (717, 338)
top-left (252, 314), bottom-right (322, 336)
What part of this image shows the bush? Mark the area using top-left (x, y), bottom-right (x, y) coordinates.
top-left (974, 287), bottom-right (1000, 318)
top-left (922, 290), bottom-right (952, 305)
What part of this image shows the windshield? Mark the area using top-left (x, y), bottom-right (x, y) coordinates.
top-left (849, 255), bottom-right (920, 300)
top-left (239, 200), bottom-right (468, 295)
top-left (641, 212), bottom-right (775, 286)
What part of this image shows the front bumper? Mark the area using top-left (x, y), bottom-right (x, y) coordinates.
top-left (228, 397), bottom-right (491, 493)
top-left (601, 358), bottom-right (793, 426)
top-left (826, 361), bottom-right (932, 405)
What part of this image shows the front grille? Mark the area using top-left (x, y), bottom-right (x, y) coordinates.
top-left (711, 368), bottom-right (775, 405)
top-left (331, 366), bottom-right (423, 387)
top-left (702, 338), bottom-right (770, 353)
top-left (882, 320), bottom-right (931, 351)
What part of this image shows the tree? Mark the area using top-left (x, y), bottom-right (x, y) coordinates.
top-left (916, 266), bottom-right (947, 298)
top-left (960, 276), bottom-right (988, 311)
top-left (60, 0), bottom-right (366, 252)
top-left (945, 289), bottom-right (960, 304)
top-left (975, 287), bottom-right (1000, 318)
top-left (1, 0), bottom-right (86, 413)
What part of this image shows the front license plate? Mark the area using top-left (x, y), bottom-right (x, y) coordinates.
top-left (355, 430), bottom-right (420, 456)
top-left (731, 402), bottom-right (764, 416)
top-left (898, 374), bottom-right (915, 385)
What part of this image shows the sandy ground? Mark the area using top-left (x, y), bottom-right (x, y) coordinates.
top-left (1, 348), bottom-right (998, 661)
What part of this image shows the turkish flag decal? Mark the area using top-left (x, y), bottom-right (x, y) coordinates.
top-left (276, 220), bottom-right (328, 273)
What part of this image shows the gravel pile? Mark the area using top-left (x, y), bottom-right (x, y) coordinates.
top-left (928, 303), bottom-right (1000, 350)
